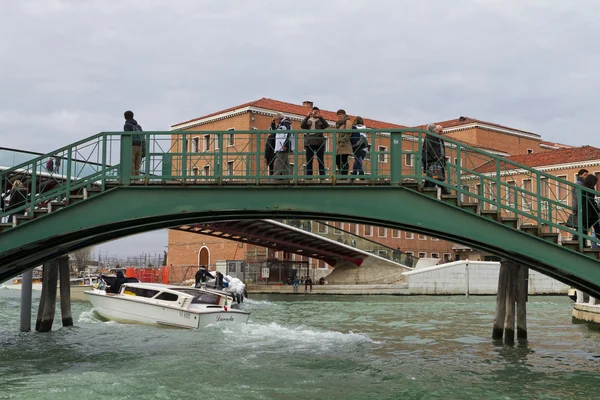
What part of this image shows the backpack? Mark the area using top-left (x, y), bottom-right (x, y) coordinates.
top-left (351, 126), bottom-right (368, 150)
top-left (132, 124), bottom-right (143, 132)
top-left (427, 162), bottom-right (446, 182)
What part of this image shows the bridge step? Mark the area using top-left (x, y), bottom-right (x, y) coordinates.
top-left (402, 182), bottom-right (419, 191)
top-left (441, 194), bottom-right (458, 206)
top-left (501, 217), bottom-right (518, 229)
top-left (84, 187), bottom-right (102, 198)
top-left (561, 240), bottom-right (580, 251)
top-left (33, 209), bottom-right (49, 218)
top-left (480, 210), bottom-right (500, 221)
top-left (48, 202), bottom-right (66, 213)
top-left (541, 232), bottom-right (559, 244)
top-left (0, 223), bottom-right (13, 233)
top-left (583, 248), bottom-right (600, 259)
top-left (421, 188), bottom-right (438, 198)
top-left (67, 195), bottom-right (85, 205)
top-left (520, 224), bottom-right (540, 237)
top-left (461, 203), bottom-right (478, 213)
top-left (15, 215), bottom-right (33, 225)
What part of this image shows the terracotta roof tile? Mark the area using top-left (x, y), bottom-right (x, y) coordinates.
top-left (172, 97), bottom-right (406, 129)
top-left (475, 145), bottom-right (600, 173)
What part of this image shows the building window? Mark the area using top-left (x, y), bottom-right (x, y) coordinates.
top-left (405, 231), bottom-right (414, 239)
top-left (527, 148), bottom-right (534, 154)
top-left (378, 227), bottom-right (387, 237)
top-left (203, 134), bottom-right (211, 152)
top-left (506, 180), bottom-right (516, 207)
top-left (334, 222), bottom-right (342, 235)
top-left (392, 229), bottom-right (400, 238)
top-left (522, 179), bottom-right (533, 210)
top-left (557, 175), bottom-right (568, 205)
top-left (227, 128), bottom-right (235, 147)
top-left (192, 137), bottom-right (200, 153)
top-left (317, 222), bottom-right (328, 234)
top-left (431, 236), bottom-right (439, 241)
top-left (192, 167), bottom-right (199, 176)
top-left (364, 225), bottom-right (373, 237)
top-left (202, 165), bottom-right (210, 176)
top-left (378, 146), bottom-right (387, 163)
top-left (365, 144), bottom-right (372, 161)
top-left (443, 253), bottom-right (451, 262)
top-left (418, 252), bottom-right (426, 258)
top-left (461, 185), bottom-right (471, 204)
top-left (418, 234), bottom-right (427, 240)
top-left (226, 161), bottom-right (234, 176)
top-left (431, 252), bottom-right (440, 259)
top-left (405, 153), bottom-right (414, 167)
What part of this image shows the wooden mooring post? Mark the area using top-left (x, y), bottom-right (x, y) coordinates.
top-left (35, 256), bottom-right (73, 332)
top-left (492, 261), bottom-right (528, 343)
top-left (58, 256), bottom-right (73, 327)
top-left (36, 259), bottom-right (59, 332)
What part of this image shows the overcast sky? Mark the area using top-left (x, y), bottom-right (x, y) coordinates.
top-left (1, 0), bottom-right (598, 257)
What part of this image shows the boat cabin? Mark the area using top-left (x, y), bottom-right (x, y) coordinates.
top-left (117, 283), bottom-right (229, 309)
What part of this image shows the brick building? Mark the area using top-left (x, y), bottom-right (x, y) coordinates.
top-left (166, 97), bottom-right (580, 273)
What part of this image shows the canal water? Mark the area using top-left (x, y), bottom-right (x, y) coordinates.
top-left (1, 290), bottom-right (600, 399)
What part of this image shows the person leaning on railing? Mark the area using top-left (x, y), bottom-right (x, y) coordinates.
top-left (573, 174), bottom-right (600, 246)
top-left (422, 123), bottom-right (449, 195)
top-left (570, 169), bottom-right (588, 239)
top-left (300, 106), bottom-right (328, 178)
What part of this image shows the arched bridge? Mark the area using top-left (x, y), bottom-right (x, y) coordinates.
top-left (2, 129), bottom-right (600, 296)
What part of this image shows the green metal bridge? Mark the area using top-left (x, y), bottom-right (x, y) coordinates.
top-left (2, 129), bottom-right (600, 296)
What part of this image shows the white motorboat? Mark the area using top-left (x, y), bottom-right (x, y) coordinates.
top-left (84, 282), bottom-right (250, 329)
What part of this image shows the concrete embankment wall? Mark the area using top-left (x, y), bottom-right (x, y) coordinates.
top-left (323, 255), bottom-right (410, 285)
top-left (403, 260), bottom-right (569, 295)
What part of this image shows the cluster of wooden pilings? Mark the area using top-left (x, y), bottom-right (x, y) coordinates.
top-left (20, 255), bottom-right (72, 332)
top-left (492, 261), bottom-right (528, 344)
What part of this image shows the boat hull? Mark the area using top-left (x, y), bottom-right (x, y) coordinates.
top-left (85, 291), bottom-right (249, 329)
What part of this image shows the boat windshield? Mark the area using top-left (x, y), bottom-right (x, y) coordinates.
top-left (191, 293), bottom-right (220, 305)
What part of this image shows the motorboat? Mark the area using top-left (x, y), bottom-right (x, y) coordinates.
top-left (84, 282), bottom-right (250, 329)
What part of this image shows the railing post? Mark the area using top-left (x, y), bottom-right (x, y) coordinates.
top-left (535, 171), bottom-right (542, 227)
top-left (101, 135), bottom-right (107, 190)
top-left (416, 131), bottom-right (423, 190)
top-left (29, 160), bottom-right (37, 214)
top-left (577, 189), bottom-right (584, 248)
top-left (217, 132), bottom-right (223, 178)
top-left (495, 159), bottom-right (501, 212)
top-left (293, 130), bottom-right (299, 183)
top-left (120, 133), bottom-right (133, 185)
top-left (456, 146), bottom-right (462, 206)
top-left (144, 132), bottom-right (151, 180)
top-left (390, 131), bottom-right (402, 185)
top-left (255, 131), bottom-right (262, 183)
top-left (65, 148), bottom-right (72, 198)
top-left (181, 133), bottom-right (188, 180)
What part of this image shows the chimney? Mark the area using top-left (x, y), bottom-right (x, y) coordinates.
top-left (302, 100), bottom-right (314, 109)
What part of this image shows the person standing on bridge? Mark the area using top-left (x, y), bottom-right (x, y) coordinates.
top-left (301, 106), bottom-right (328, 178)
top-left (570, 169), bottom-right (589, 239)
top-left (422, 124), bottom-right (449, 195)
top-left (335, 109), bottom-right (353, 177)
top-left (577, 174), bottom-right (600, 247)
top-left (271, 113), bottom-right (294, 179)
top-left (124, 110), bottom-right (145, 177)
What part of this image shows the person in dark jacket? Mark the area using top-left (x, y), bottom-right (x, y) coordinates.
top-left (124, 110), bottom-right (145, 177)
top-left (301, 107), bottom-right (328, 177)
top-left (577, 174), bottom-right (600, 247)
top-left (422, 123), bottom-right (449, 194)
top-left (195, 265), bottom-right (209, 287)
top-left (111, 270), bottom-right (127, 294)
top-left (570, 169), bottom-right (589, 240)
top-left (265, 132), bottom-right (276, 176)
top-left (215, 271), bottom-right (224, 289)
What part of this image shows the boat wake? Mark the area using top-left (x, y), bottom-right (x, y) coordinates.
top-left (215, 321), bottom-right (378, 351)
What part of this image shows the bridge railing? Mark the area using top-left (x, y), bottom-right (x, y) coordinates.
top-left (1, 129), bottom-right (599, 250)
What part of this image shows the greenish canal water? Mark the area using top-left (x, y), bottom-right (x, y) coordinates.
top-left (1, 290), bottom-right (600, 399)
